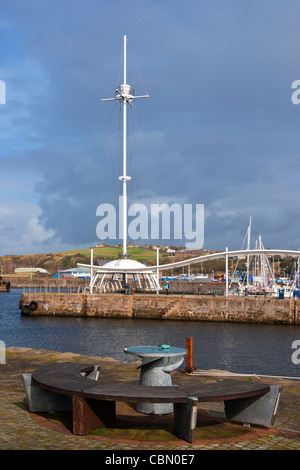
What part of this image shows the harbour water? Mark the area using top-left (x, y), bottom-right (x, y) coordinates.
top-left (1, 289), bottom-right (300, 378)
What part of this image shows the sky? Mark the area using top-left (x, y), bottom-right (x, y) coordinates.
top-left (0, 0), bottom-right (300, 255)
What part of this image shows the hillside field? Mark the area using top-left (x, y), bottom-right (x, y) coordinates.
top-left (0, 245), bottom-right (172, 275)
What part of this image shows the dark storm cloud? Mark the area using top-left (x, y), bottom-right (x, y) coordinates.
top-left (0, 0), bottom-right (300, 253)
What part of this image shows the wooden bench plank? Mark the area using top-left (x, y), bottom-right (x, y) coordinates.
top-left (26, 362), bottom-right (280, 443)
top-left (78, 383), bottom-right (187, 402)
top-left (178, 380), bottom-right (270, 402)
top-left (32, 363), bottom-right (188, 402)
top-left (32, 363), bottom-right (270, 403)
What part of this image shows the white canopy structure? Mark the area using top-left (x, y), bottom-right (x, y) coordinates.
top-left (90, 258), bottom-right (160, 293)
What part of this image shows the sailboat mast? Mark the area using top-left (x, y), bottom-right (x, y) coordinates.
top-left (122, 35), bottom-right (128, 257)
top-left (101, 35), bottom-right (149, 258)
top-left (246, 216), bottom-right (252, 289)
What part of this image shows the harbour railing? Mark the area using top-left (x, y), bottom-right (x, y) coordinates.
top-left (22, 284), bottom-right (80, 293)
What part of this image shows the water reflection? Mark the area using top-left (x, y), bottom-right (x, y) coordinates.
top-left (0, 289), bottom-right (300, 378)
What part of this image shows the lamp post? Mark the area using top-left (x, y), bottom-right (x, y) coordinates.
top-left (153, 246), bottom-right (160, 295)
top-left (225, 247), bottom-right (229, 297)
top-left (90, 248), bottom-right (93, 294)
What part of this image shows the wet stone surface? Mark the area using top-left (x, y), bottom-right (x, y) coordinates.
top-left (1, 347), bottom-right (300, 450)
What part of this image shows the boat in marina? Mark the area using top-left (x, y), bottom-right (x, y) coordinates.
top-left (269, 284), bottom-right (296, 298)
top-left (228, 217), bottom-right (300, 298)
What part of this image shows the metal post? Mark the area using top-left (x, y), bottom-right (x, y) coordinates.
top-left (156, 246), bottom-right (159, 295)
top-left (122, 68), bottom-right (127, 257)
top-left (226, 246), bottom-right (229, 297)
top-left (101, 35), bottom-right (149, 260)
top-left (247, 216), bottom-right (251, 290)
top-left (184, 337), bottom-right (196, 373)
top-left (90, 248), bottom-right (93, 294)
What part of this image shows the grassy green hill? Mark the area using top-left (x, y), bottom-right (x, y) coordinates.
top-left (0, 245), bottom-right (234, 277)
top-left (0, 245), bottom-right (171, 275)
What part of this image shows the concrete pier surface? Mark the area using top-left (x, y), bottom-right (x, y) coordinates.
top-left (1, 346), bottom-right (300, 450)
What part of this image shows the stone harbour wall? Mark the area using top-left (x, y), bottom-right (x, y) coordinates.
top-left (20, 292), bottom-right (300, 325)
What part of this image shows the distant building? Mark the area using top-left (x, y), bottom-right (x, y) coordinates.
top-left (52, 268), bottom-right (91, 279)
top-left (15, 267), bottom-right (49, 274)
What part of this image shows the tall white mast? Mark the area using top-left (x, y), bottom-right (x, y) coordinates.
top-left (101, 35), bottom-right (149, 257)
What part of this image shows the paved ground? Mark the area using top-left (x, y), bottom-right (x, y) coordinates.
top-left (1, 347), bottom-right (300, 452)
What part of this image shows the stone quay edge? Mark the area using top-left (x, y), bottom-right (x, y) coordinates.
top-left (20, 292), bottom-right (300, 324)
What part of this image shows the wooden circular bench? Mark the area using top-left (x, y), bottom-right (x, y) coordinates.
top-left (21, 362), bottom-right (282, 443)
